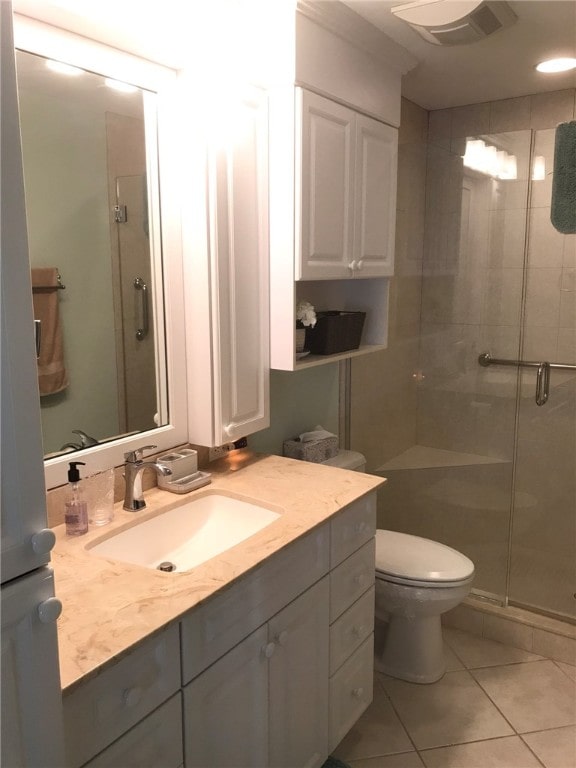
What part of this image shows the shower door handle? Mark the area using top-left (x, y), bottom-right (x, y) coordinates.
top-left (478, 352), bottom-right (576, 407)
top-left (134, 277), bottom-right (149, 341)
top-left (535, 362), bottom-right (550, 407)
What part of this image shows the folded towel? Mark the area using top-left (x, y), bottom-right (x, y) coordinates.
top-left (551, 120), bottom-right (576, 234)
top-left (31, 267), bottom-right (68, 395)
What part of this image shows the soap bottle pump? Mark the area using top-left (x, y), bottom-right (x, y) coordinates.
top-left (65, 461), bottom-right (89, 536)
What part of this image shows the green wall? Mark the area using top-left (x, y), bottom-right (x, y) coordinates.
top-left (249, 364), bottom-right (340, 456)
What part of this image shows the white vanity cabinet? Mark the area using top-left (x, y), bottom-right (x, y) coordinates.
top-left (184, 84), bottom-right (270, 447)
top-left (63, 625), bottom-right (181, 768)
top-left (63, 492), bottom-right (377, 768)
top-left (298, 89), bottom-right (398, 281)
top-left (184, 578), bottom-right (329, 768)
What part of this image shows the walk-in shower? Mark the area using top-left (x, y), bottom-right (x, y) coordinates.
top-left (350, 92), bottom-right (575, 624)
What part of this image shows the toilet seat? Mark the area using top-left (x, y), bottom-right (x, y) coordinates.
top-left (375, 530), bottom-right (474, 586)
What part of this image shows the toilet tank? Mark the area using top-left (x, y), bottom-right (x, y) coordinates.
top-left (322, 449), bottom-right (366, 473)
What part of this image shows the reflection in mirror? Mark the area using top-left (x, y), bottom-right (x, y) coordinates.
top-left (16, 50), bottom-right (168, 458)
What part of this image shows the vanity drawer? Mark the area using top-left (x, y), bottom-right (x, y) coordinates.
top-left (64, 625), bottom-right (181, 768)
top-left (329, 586), bottom-right (374, 675)
top-left (330, 539), bottom-right (375, 622)
top-left (181, 525), bottom-right (329, 683)
top-left (83, 693), bottom-right (183, 768)
top-left (330, 493), bottom-right (376, 568)
top-left (328, 635), bottom-right (374, 752)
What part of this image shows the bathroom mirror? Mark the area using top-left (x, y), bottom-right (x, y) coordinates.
top-left (14, 16), bottom-right (188, 488)
top-left (17, 48), bottom-right (165, 457)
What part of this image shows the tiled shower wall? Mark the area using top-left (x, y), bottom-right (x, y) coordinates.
top-left (350, 98), bottom-right (427, 468)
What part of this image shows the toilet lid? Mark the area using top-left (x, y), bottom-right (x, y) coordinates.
top-left (375, 530), bottom-right (474, 582)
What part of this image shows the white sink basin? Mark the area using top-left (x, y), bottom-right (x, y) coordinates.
top-left (87, 492), bottom-right (281, 573)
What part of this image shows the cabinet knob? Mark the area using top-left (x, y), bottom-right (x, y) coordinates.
top-left (262, 642), bottom-right (276, 659)
top-left (354, 573), bottom-right (366, 587)
top-left (352, 687), bottom-right (364, 699)
top-left (348, 261), bottom-right (357, 271)
top-left (31, 528), bottom-right (56, 555)
top-left (276, 630), bottom-right (288, 646)
top-left (356, 260), bottom-right (364, 271)
top-left (223, 424), bottom-right (234, 438)
top-left (354, 521), bottom-right (367, 535)
top-left (123, 686), bottom-right (143, 708)
top-left (352, 624), bottom-right (366, 637)
top-left (37, 597), bottom-right (62, 624)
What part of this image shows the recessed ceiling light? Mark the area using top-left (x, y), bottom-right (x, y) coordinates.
top-left (535, 57), bottom-right (576, 73)
top-left (46, 59), bottom-right (84, 76)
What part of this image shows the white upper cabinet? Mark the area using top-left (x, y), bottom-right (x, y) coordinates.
top-left (353, 113), bottom-right (398, 278)
top-left (297, 91), bottom-right (355, 280)
top-left (184, 85), bottom-right (270, 446)
top-left (296, 89), bottom-right (398, 282)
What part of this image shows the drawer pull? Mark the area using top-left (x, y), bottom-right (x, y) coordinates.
top-left (123, 686), bottom-right (143, 708)
top-left (352, 624), bottom-right (366, 637)
top-left (276, 630), bottom-right (289, 647)
top-left (352, 687), bottom-right (364, 699)
top-left (262, 642), bottom-right (276, 659)
top-left (354, 573), bottom-right (367, 587)
top-left (354, 521), bottom-right (367, 535)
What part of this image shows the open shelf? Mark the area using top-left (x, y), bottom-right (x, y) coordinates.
top-left (295, 344), bottom-right (387, 370)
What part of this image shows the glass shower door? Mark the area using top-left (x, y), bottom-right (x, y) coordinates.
top-left (507, 128), bottom-right (576, 621)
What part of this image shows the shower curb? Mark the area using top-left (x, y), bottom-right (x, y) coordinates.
top-left (443, 597), bottom-right (576, 667)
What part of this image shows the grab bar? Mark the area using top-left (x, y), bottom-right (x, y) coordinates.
top-left (134, 277), bottom-right (149, 341)
top-left (478, 352), bottom-right (576, 407)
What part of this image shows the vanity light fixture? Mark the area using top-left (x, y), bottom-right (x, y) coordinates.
top-left (462, 138), bottom-right (517, 179)
top-left (535, 57), bottom-right (576, 73)
top-left (104, 77), bottom-right (138, 94)
top-left (46, 59), bottom-right (83, 76)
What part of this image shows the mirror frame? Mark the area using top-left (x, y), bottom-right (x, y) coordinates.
top-left (14, 15), bottom-right (188, 489)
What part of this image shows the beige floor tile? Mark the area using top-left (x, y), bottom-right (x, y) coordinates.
top-left (522, 725), bottom-right (576, 768)
top-left (444, 627), bottom-right (544, 668)
top-left (473, 660), bottom-right (576, 733)
top-left (348, 752), bottom-right (425, 768)
top-left (333, 684), bottom-right (413, 761)
top-left (380, 670), bottom-right (513, 750)
top-left (556, 661), bottom-right (576, 682)
top-left (444, 641), bottom-right (465, 672)
top-left (420, 735), bottom-right (542, 767)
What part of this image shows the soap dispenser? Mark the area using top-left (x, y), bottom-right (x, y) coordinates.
top-left (65, 461), bottom-right (88, 536)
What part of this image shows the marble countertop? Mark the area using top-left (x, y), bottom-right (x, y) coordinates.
top-left (52, 451), bottom-right (383, 693)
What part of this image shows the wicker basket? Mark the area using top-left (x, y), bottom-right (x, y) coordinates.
top-left (305, 311), bottom-right (366, 355)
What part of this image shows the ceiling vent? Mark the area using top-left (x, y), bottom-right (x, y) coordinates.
top-left (391, 0), bottom-right (517, 46)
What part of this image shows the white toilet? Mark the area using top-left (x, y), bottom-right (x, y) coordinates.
top-left (323, 450), bottom-right (475, 684)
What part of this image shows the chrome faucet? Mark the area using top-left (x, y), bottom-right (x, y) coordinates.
top-left (123, 445), bottom-right (172, 511)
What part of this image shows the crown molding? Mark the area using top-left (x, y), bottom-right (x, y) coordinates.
top-left (297, 0), bottom-right (418, 75)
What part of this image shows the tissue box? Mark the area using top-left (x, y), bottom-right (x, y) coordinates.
top-left (283, 436), bottom-right (339, 463)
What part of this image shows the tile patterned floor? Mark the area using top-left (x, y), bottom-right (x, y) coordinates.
top-left (333, 627), bottom-right (576, 768)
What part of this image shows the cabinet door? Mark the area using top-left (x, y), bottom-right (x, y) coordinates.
top-left (297, 89), bottom-right (355, 280)
top-left (268, 576), bottom-right (330, 768)
top-left (353, 114), bottom-right (398, 277)
top-left (190, 85), bottom-right (269, 447)
top-left (183, 624), bottom-right (268, 768)
top-left (1, 0), bottom-right (53, 584)
top-left (1, 568), bottom-right (65, 768)
top-left (215, 85), bottom-right (269, 444)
